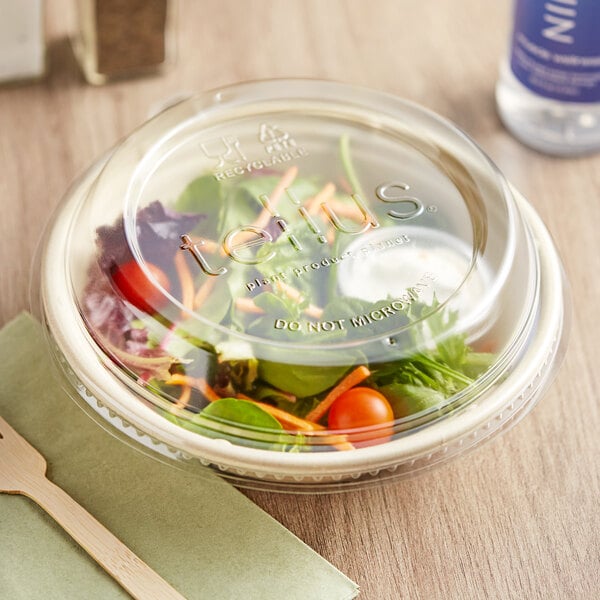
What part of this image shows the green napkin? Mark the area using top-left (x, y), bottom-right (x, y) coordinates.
top-left (0, 313), bottom-right (359, 600)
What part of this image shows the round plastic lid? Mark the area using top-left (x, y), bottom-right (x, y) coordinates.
top-left (40, 80), bottom-right (568, 488)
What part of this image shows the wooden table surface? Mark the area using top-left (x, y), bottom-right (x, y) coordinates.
top-left (1, 1), bottom-right (598, 598)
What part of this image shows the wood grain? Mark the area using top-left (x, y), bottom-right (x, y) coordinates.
top-left (0, 1), bottom-right (598, 598)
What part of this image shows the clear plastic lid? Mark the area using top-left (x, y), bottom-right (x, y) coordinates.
top-left (40, 80), bottom-right (567, 487)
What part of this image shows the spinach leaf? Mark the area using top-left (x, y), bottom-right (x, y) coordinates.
top-left (198, 397), bottom-right (281, 431)
top-left (236, 176), bottom-right (320, 207)
top-left (246, 291), bottom-right (305, 338)
top-left (253, 291), bottom-right (301, 318)
top-left (220, 172), bottom-right (320, 238)
top-left (219, 186), bottom-right (259, 235)
top-left (199, 277), bottom-right (233, 325)
top-left (321, 297), bottom-right (370, 320)
top-left (165, 398), bottom-right (293, 451)
top-left (174, 175), bottom-right (222, 233)
top-left (321, 297), bottom-right (411, 342)
top-left (259, 358), bottom-right (352, 398)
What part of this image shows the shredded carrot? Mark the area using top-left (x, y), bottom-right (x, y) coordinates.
top-left (254, 165), bottom-right (298, 229)
top-left (174, 252), bottom-right (195, 314)
top-left (236, 394), bottom-right (354, 451)
top-left (167, 375), bottom-right (355, 449)
top-left (236, 394), bottom-right (319, 431)
top-left (193, 276), bottom-right (217, 310)
top-left (338, 176), bottom-right (353, 195)
top-left (235, 298), bottom-right (265, 314)
top-left (275, 281), bottom-right (300, 300)
top-left (167, 374), bottom-right (221, 402)
top-left (186, 168), bottom-right (301, 271)
top-left (168, 373), bottom-right (358, 450)
top-left (324, 438), bottom-right (355, 452)
top-left (275, 281), bottom-right (324, 319)
top-left (229, 166), bottom-right (299, 248)
top-left (304, 305), bottom-right (324, 320)
top-left (326, 226), bottom-right (335, 245)
top-left (305, 366), bottom-right (371, 423)
top-left (323, 198), bottom-right (368, 221)
top-left (189, 236), bottom-right (220, 253)
top-left (166, 373), bottom-right (188, 386)
top-left (306, 182), bottom-right (336, 215)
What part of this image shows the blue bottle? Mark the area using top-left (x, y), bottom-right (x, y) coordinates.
top-left (496, 0), bottom-right (600, 155)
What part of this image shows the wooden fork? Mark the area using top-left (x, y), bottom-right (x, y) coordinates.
top-left (0, 414), bottom-right (186, 600)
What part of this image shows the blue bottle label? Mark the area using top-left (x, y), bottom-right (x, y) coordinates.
top-left (510, 0), bottom-right (600, 103)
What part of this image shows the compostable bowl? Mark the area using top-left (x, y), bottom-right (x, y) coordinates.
top-left (38, 80), bottom-right (569, 492)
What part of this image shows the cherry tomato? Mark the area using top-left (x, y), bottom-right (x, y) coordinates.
top-left (328, 387), bottom-right (394, 447)
top-left (112, 260), bottom-right (170, 314)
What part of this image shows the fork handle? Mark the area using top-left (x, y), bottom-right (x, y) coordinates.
top-left (22, 476), bottom-right (187, 600)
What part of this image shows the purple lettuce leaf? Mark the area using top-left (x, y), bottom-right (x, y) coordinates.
top-left (83, 198), bottom-right (204, 379)
top-left (96, 200), bottom-right (204, 273)
top-left (82, 265), bottom-right (182, 380)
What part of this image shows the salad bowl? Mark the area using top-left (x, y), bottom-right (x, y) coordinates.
top-left (37, 80), bottom-right (569, 491)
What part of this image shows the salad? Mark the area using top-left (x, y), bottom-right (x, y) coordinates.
top-left (82, 137), bottom-right (495, 451)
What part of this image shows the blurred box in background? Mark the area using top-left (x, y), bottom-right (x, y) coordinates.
top-left (0, 0), bottom-right (45, 84)
top-left (73, 0), bottom-right (175, 85)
